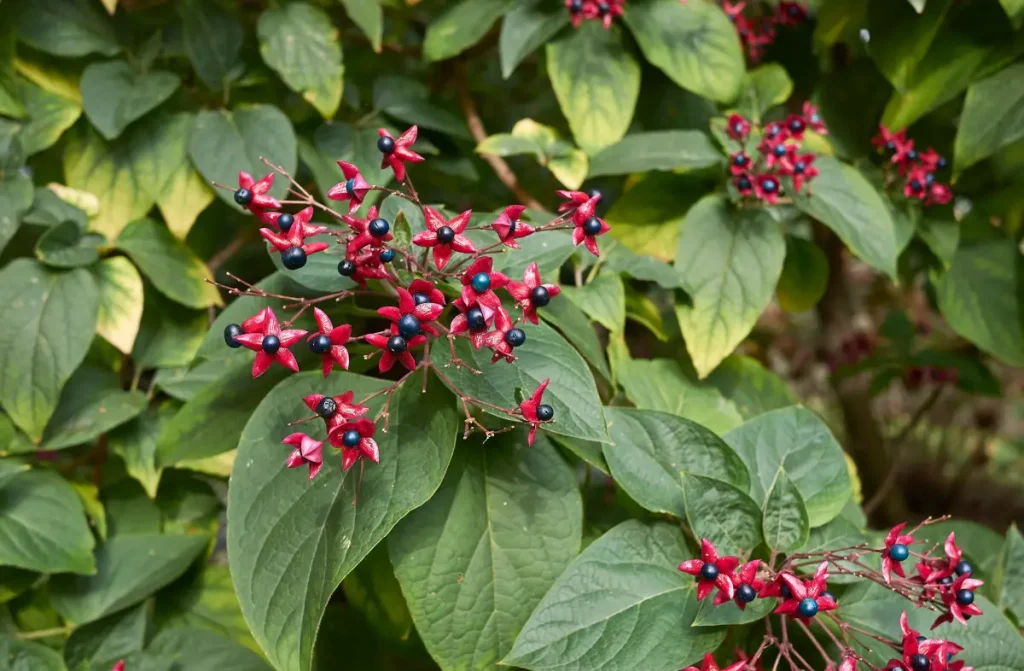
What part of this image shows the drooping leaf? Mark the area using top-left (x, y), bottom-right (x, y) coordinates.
top-left (953, 62), bottom-right (1024, 175)
top-left (227, 372), bottom-right (458, 671)
top-left (423, 0), bottom-right (515, 63)
top-left (867, 0), bottom-right (949, 93)
top-left (504, 521), bottom-right (724, 671)
top-left (499, 2), bottom-right (569, 79)
top-left (736, 64), bottom-right (794, 121)
top-left (14, 0), bottom-right (120, 58)
top-left (546, 22), bottom-right (640, 154)
top-left (258, 3), bottom-right (344, 120)
top-left (762, 468), bottom-right (810, 553)
top-left (80, 60), bottom-right (180, 140)
top-left (588, 130), bottom-right (722, 177)
top-left (41, 366), bottom-right (146, 450)
top-left (64, 603), bottom-right (147, 671)
top-left (724, 406), bottom-right (852, 527)
top-left (777, 235), bottom-right (829, 313)
top-left (179, 0), bottom-right (243, 91)
top-left (389, 432), bottom-right (582, 670)
top-left (618, 358), bottom-right (743, 435)
top-left (340, 0), bottom-right (383, 52)
top-left (0, 260), bottom-right (97, 440)
top-left (681, 473), bottom-right (763, 556)
top-left (116, 218), bottom-right (221, 309)
top-left (623, 0), bottom-right (744, 103)
top-left (563, 272), bottom-right (626, 333)
top-left (674, 195), bottom-right (786, 378)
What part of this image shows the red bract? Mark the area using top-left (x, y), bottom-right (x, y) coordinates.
top-left (893, 138), bottom-right (917, 169)
top-left (571, 196), bottom-right (609, 257)
top-left (754, 173), bottom-right (782, 204)
top-left (803, 102), bottom-right (828, 135)
top-left (839, 656), bottom-right (857, 671)
top-left (343, 205), bottom-right (393, 254)
top-left (112, 662), bottom-right (125, 671)
top-left (308, 308), bottom-right (352, 376)
top-left (715, 560), bottom-right (764, 609)
top-left (926, 182), bottom-right (953, 207)
top-left (262, 206), bottom-right (318, 236)
top-left (722, 1), bottom-right (745, 19)
top-left (882, 522), bottom-right (915, 584)
top-left (677, 538), bottom-right (738, 602)
top-left (760, 136), bottom-right (789, 169)
top-left (326, 160), bottom-right (370, 213)
top-left (260, 213), bottom-right (330, 257)
top-left (378, 287), bottom-right (444, 337)
top-left (347, 248), bottom-right (390, 288)
top-left (556, 189), bottom-right (591, 212)
top-left (365, 325), bottom-right (425, 372)
top-left (282, 433), bottom-right (324, 480)
top-left (726, 113), bottom-right (750, 140)
top-left (932, 573), bottom-right (984, 628)
top-left (518, 378), bottom-right (550, 446)
top-left (460, 257), bottom-right (510, 310)
top-left (787, 152), bottom-right (818, 192)
top-left (413, 206), bottom-right (475, 270)
top-left (329, 418), bottom-right (380, 472)
top-left (233, 309), bottom-right (307, 378)
top-left (242, 307), bottom-right (272, 334)
top-left (303, 391), bottom-right (368, 434)
top-left (763, 121), bottom-right (786, 141)
top-left (566, 0), bottom-right (624, 29)
top-left (682, 653), bottom-right (746, 671)
top-left (492, 204), bottom-right (534, 248)
top-left (409, 279), bottom-right (447, 306)
top-left (237, 171), bottom-right (279, 213)
top-left (450, 298), bottom-right (494, 349)
top-left (734, 173), bottom-right (754, 196)
top-left (773, 561), bottom-right (838, 620)
top-left (378, 126), bottom-right (424, 182)
top-left (729, 152), bottom-right (751, 176)
top-left (776, 1), bottom-right (807, 26)
top-left (481, 307), bottom-right (520, 363)
top-left (757, 571), bottom-right (794, 598)
top-left (918, 147), bottom-right (941, 172)
top-left (872, 125), bottom-right (908, 151)
top-left (507, 262), bottom-right (560, 325)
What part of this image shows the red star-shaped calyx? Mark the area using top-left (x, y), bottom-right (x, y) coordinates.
top-left (450, 299), bottom-right (495, 349)
top-left (241, 307), bottom-right (272, 334)
top-left (343, 205), bottom-right (393, 255)
top-left (571, 196), bottom-right (609, 257)
top-left (460, 257), bottom-right (509, 310)
top-left (839, 656), bottom-right (857, 671)
top-left (232, 308), bottom-right (307, 378)
top-left (726, 113), bottom-right (751, 140)
top-left (556, 189), bottom-right (591, 212)
top-left (236, 171), bottom-right (279, 213)
top-left (803, 102), bottom-right (828, 135)
top-left (758, 570), bottom-right (795, 598)
top-left (677, 538), bottom-right (738, 602)
top-left (260, 211), bottom-right (329, 257)
top-left (926, 182), bottom-right (952, 207)
top-left (932, 573), bottom-right (984, 628)
top-left (409, 279), bottom-right (447, 306)
top-left (754, 173), bottom-right (782, 204)
top-left (365, 325), bottom-right (425, 373)
top-left (872, 125), bottom-right (908, 152)
top-left (412, 206), bottom-right (476, 270)
top-left (481, 307), bottom-right (521, 363)
top-left (492, 205), bottom-right (534, 248)
top-left (507, 262), bottom-right (560, 325)
top-left (682, 653), bottom-right (747, 671)
top-left (779, 150), bottom-right (818, 193)
top-left (307, 308), bottom-right (352, 377)
top-left (378, 126), bottom-right (424, 182)
top-left (329, 418), bottom-right (380, 472)
top-left (881, 522), bottom-right (915, 584)
top-left (777, 2), bottom-right (808, 27)
top-left (715, 560), bottom-right (764, 609)
top-left (303, 391), bottom-right (368, 435)
top-left (773, 561), bottom-right (838, 620)
top-left (282, 433), bottom-right (324, 480)
top-left (261, 206), bottom-right (319, 236)
top-left (112, 662), bottom-right (125, 671)
top-left (883, 612), bottom-right (963, 671)
top-left (378, 287), bottom-right (444, 337)
top-left (326, 160), bottom-right (371, 213)
top-left (518, 378), bottom-right (551, 446)
top-left (345, 248), bottom-right (390, 289)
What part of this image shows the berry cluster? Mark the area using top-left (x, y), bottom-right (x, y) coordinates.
top-left (218, 126), bottom-right (612, 479)
top-left (722, 1), bottom-right (809, 63)
top-left (725, 103), bottom-right (827, 205)
top-left (871, 126), bottom-right (953, 207)
top-left (677, 523), bottom-right (982, 671)
top-left (565, 0), bottom-right (624, 29)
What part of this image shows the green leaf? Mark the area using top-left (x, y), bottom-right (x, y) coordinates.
top-left (430, 322), bottom-right (609, 443)
top-left (917, 215), bottom-right (959, 268)
top-left (312, 122), bottom-right (394, 196)
top-left (867, 0), bottom-right (948, 93)
top-left (341, 545), bottom-right (416, 646)
top-left (12, 77), bottom-right (82, 156)
top-left (340, 0), bottom-right (383, 52)
top-left (587, 130), bottom-right (723, 177)
top-left (389, 432), bottom-right (582, 670)
top-left (156, 360), bottom-right (289, 467)
top-left (705, 355), bottom-right (796, 420)
top-left (154, 564), bottom-right (260, 655)
top-left (23, 186), bottom-right (88, 229)
top-left (227, 372), bottom-right (458, 671)
top-left (762, 468), bottom-right (810, 553)
top-left (547, 22), bottom-right (640, 154)
top-left (603, 173), bottom-right (707, 261)
top-left (143, 627), bottom-right (273, 671)
top-left (41, 366), bottom-right (146, 450)
top-left (475, 133), bottom-right (545, 159)
top-left (109, 405), bottom-right (172, 499)
top-left (504, 521), bottom-right (724, 670)
top-left (116, 218), bottom-right (221, 309)
top-left (80, 60), bottom-right (180, 140)
top-left (373, 76), bottom-right (468, 139)
top-left (152, 361), bottom-right (224, 402)
top-left (499, 2), bottom-right (569, 79)
top-left (179, 0), bottom-right (243, 91)
top-left (777, 235), bottom-right (829, 313)
top-left (999, 0), bottom-right (1024, 27)
top-left (681, 473), bottom-right (762, 556)
top-left (0, 260), bottom-right (97, 441)
top-left (934, 237), bottom-right (1024, 367)
top-left (14, 0), bottom-right (120, 58)
top-left (724, 406), bottom-right (852, 527)
top-left (93, 256), bottom-right (144, 357)
top-left (564, 272), bottom-right (625, 333)
top-left (131, 290), bottom-right (208, 369)
top-left (953, 62), bottom-right (1024, 174)
top-left (623, 0), bottom-right (744, 103)
top-left (0, 468), bottom-right (96, 574)
top-left (0, 638), bottom-right (66, 671)
top-left (34, 220), bottom-right (104, 268)
top-left (258, 3), bottom-right (343, 120)
top-left (618, 358), bottom-right (743, 435)
top-left (423, 0), bottom-right (515, 63)
top-left (992, 524), bottom-right (1024, 617)
top-left (602, 407), bottom-right (749, 519)
top-left (0, 174), bottom-right (33, 256)
top-left (599, 242), bottom-right (681, 288)
top-left (539, 295), bottom-right (612, 382)
top-left (190, 105), bottom-right (297, 208)
top-left (675, 195), bottom-right (786, 378)
top-left (692, 593), bottom-right (774, 626)
top-left (64, 604), bottom-right (147, 671)
top-left (736, 64), bottom-right (794, 121)
top-left (792, 156), bottom-right (900, 277)
top-left (50, 533), bottom-right (209, 625)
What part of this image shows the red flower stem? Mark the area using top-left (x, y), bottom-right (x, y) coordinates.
top-left (260, 156), bottom-right (347, 223)
top-left (814, 617), bottom-right (848, 656)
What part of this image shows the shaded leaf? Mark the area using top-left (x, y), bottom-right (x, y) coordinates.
top-left (762, 468), bottom-right (810, 552)
top-left (737, 64), bottom-right (794, 121)
top-left (423, 0), bottom-right (515, 63)
top-left (953, 62), bottom-right (1024, 175)
top-left (116, 218), bottom-right (221, 309)
top-left (563, 272), bottom-right (625, 333)
top-left (618, 358), bottom-right (743, 435)
top-left (340, 0), bottom-right (383, 52)
top-left (588, 130), bottom-right (723, 177)
top-left (34, 220), bottom-right (103, 268)
top-left (80, 60), bottom-right (180, 140)
top-left (777, 235), bottom-right (829, 313)
top-left (179, 0), bottom-right (243, 91)
top-left (64, 603), bottom-right (147, 671)
top-left (14, 0), bottom-right (120, 58)
top-left (499, 2), bottom-right (569, 79)
top-left (41, 366), bottom-right (146, 450)
top-left (539, 294), bottom-right (612, 382)
top-left (109, 404), bottom-right (175, 499)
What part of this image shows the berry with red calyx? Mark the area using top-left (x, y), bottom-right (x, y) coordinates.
top-left (234, 171), bottom-right (279, 215)
top-left (368, 218), bottom-right (390, 237)
top-left (365, 325), bottom-right (425, 372)
top-left (508, 262), bottom-right (561, 324)
top-left (387, 335), bottom-right (407, 353)
top-left (224, 323), bottom-right (244, 348)
top-left (519, 379), bottom-right (552, 445)
top-left (380, 248), bottom-right (394, 263)
top-left (326, 161), bottom-right (370, 214)
top-left (378, 287), bottom-right (443, 337)
top-left (773, 562), bottom-right (838, 621)
top-left (492, 205), bottom-right (534, 248)
top-left (466, 307), bottom-right (486, 331)
top-left (316, 397), bottom-right (338, 418)
top-left (306, 308), bottom-right (352, 376)
top-left (437, 226), bottom-right (455, 243)
top-left (413, 292), bottom-right (430, 305)
top-left (882, 524), bottom-right (914, 585)
top-left (260, 210), bottom-right (329, 262)
top-left (571, 196), bottom-right (609, 256)
top-left (281, 246), bottom-right (307, 269)
top-left (735, 174), bottom-right (754, 195)
top-left (726, 113), bottom-right (751, 140)
top-left (308, 334), bottom-right (331, 354)
top-left (785, 114), bottom-right (807, 137)
top-left (803, 102), bottom-right (828, 135)
top-left (569, 0), bottom-right (583, 12)
top-left (377, 126), bottom-right (424, 181)
top-left (261, 335), bottom-right (280, 354)
top-left (682, 653), bottom-right (747, 671)
top-left (413, 206), bottom-right (475, 270)
top-left (341, 429), bottom-right (360, 447)
top-left (460, 257), bottom-right (509, 309)
top-left (409, 279), bottom-right (447, 307)
top-left (377, 135), bottom-right (395, 154)
top-left (556, 189), bottom-right (592, 212)
top-left (755, 174), bottom-right (782, 204)
top-left (587, 188), bottom-right (602, 202)
top-left (910, 654), bottom-right (930, 671)
top-left (328, 418), bottom-right (380, 472)
top-left (717, 560), bottom-right (764, 609)
top-left (505, 328), bottom-right (526, 347)
top-left (737, 584), bottom-right (757, 603)
top-left (277, 213), bottom-right (295, 231)
top-left (344, 205), bottom-right (393, 254)
top-left (451, 299), bottom-right (494, 349)
top-left (234, 188), bottom-right (253, 206)
top-left (282, 433), bottom-right (324, 480)
top-left (955, 560), bottom-right (973, 576)
top-left (303, 392), bottom-right (367, 434)
top-left (730, 152), bottom-right (751, 175)
top-left (678, 539), bottom-right (738, 602)
top-left (262, 206), bottom-right (320, 238)
top-left (232, 308), bottom-right (307, 378)
top-left (398, 314), bottom-right (421, 338)
top-left (536, 404), bottom-right (554, 421)
top-left (338, 259), bottom-right (355, 276)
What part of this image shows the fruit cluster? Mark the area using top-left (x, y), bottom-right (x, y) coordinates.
top-left (724, 103), bottom-right (827, 204)
top-left (565, 0), bottom-right (625, 29)
top-left (723, 1), bottom-right (809, 63)
top-left (218, 126), bottom-right (611, 478)
top-left (872, 126), bottom-right (953, 207)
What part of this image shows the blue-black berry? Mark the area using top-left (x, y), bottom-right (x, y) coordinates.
top-left (466, 307), bottom-right (486, 331)
top-left (345, 178), bottom-right (356, 196)
top-left (732, 122), bottom-right (745, 135)
top-left (700, 563), bottom-right (719, 581)
top-left (262, 335), bottom-right (281, 354)
top-left (733, 154), bottom-right (749, 167)
top-left (888, 543), bottom-right (910, 562)
top-left (338, 259), bottom-right (355, 276)
top-left (789, 118), bottom-right (805, 134)
top-left (224, 323), bottom-right (243, 348)
top-left (342, 429), bottom-right (361, 447)
top-left (885, 141), bottom-right (896, 152)
top-left (738, 176), bottom-right (752, 190)
top-left (597, 1), bottom-right (610, 14)
top-left (437, 226), bottom-right (455, 243)
top-left (282, 246), bottom-right (307, 270)
top-left (762, 178), bottom-right (778, 193)
top-left (377, 136), bottom-right (395, 154)
top-left (530, 286), bottom-right (550, 307)
top-left (413, 292), bottom-right (431, 306)
top-left (780, 582), bottom-right (793, 599)
top-left (925, 173), bottom-right (935, 186)
top-left (582, 217), bottom-right (602, 236)
top-left (587, 188), bottom-right (602, 202)
top-left (937, 156), bottom-right (948, 170)
top-left (956, 589), bottom-right (974, 606)
top-left (955, 560), bottom-right (973, 576)
top-left (387, 335), bottom-right (407, 353)
top-left (369, 218), bottom-right (390, 237)
top-left (906, 149), bottom-right (918, 161)
top-left (316, 397), bottom-right (337, 418)
top-left (939, 576), bottom-right (954, 586)
top-left (278, 213), bottom-right (295, 231)
top-left (380, 249), bottom-right (395, 263)
top-left (822, 591), bottom-right (837, 604)
top-left (909, 179), bottom-right (923, 192)
top-left (798, 598), bottom-right (819, 618)
top-left (569, 0), bottom-right (583, 12)
top-left (471, 273), bottom-right (491, 292)
top-left (774, 144), bottom-right (786, 157)
top-left (505, 328), bottom-right (526, 347)
top-left (309, 334), bottom-right (332, 354)
top-left (536, 404), bottom-right (554, 421)
top-left (398, 314), bottom-right (421, 338)
top-left (911, 654), bottom-right (930, 671)
top-left (794, 161), bottom-right (806, 174)
top-left (234, 188), bottom-right (253, 206)
top-left (737, 584), bottom-right (757, 603)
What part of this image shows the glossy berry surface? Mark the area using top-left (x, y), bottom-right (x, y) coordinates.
top-left (262, 335), bottom-right (281, 354)
top-left (338, 259), bottom-right (355, 276)
top-left (773, 144), bottom-right (786, 157)
top-left (794, 161), bottom-right (806, 174)
top-left (955, 560), bottom-right (973, 576)
top-left (700, 563), bottom-right (719, 581)
top-left (437, 226), bottom-right (455, 243)
top-left (505, 328), bottom-right (526, 347)
top-left (797, 597), bottom-right (819, 617)
top-left (733, 154), bottom-right (748, 167)
top-left (911, 654), bottom-right (930, 671)
top-left (906, 150), bottom-right (918, 161)
top-left (377, 136), bottom-right (395, 154)
top-left (582, 217), bottom-right (602, 236)
top-left (956, 589), bottom-right (975, 606)
top-left (909, 179), bottom-right (923, 192)
top-left (368, 218), bottom-right (390, 237)
top-left (762, 179), bottom-right (778, 193)
top-left (224, 323), bottom-right (243, 348)
top-left (387, 335), bottom-right (408, 353)
top-left (789, 118), bottom-right (805, 133)
top-left (937, 156), bottom-right (948, 170)
top-left (471, 273), bottom-right (491, 292)
top-left (281, 247), bottom-right (307, 270)
top-left (597, 1), bottom-right (610, 14)
top-left (342, 429), bottom-right (361, 447)
top-left (308, 334), bottom-right (331, 354)
top-left (738, 176), bottom-right (752, 190)
top-left (379, 249), bottom-right (394, 263)
top-left (345, 178), bottom-right (356, 196)
top-left (888, 543), bottom-right (909, 562)
top-left (569, 0), bottom-right (583, 11)
top-left (316, 397), bottom-right (337, 418)
top-left (412, 292), bottom-right (430, 306)
top-left (939, 576), bottom-right (954, 585)
top-left (530, 286), bottom-right (550, 307)
top-left (536, 404), bottom-right (554, 421)
top-left (398, 314), bottom-right (421, 338)
top-left (737, 584), bottom-right (757, 603)
top-left (587, 188), bottom-right (602, 202)
top-left (466, 307), bottom-right (486, 331)
top-left (822, 590), bottom-right (837, 604)
top-left (234, 188), bottom-right (253, 206)
top-left (278, 213), bottom-right (294, 231)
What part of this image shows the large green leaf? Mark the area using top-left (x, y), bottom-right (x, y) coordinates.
top-left (0, 638), bottom-right (66, 671)
top-left (14, 0), bottom-right (120, 58)
top-left (0, 174), bottom-right (33, 256)
top-left (12, 76), bottom-right (81, 156)
top-left (953, 62), bottom-right (1024, 174)
top-left (80, 60), bottom-right (180, 140)
top-left (992, 524), bottom-right (1024, 617)
top-left (724, 406), bottom-right (852, 527)
top-left (109, 405), bottom-right (173, 499)
top-left (179, 0), bottom-right (243, 91)
top-left (227, 372), bottom-right (458, 671)
top-left (154, 564), bottom-right (259, 655)
top-left (681, 473), bottom-right (763, 556)
top-left (41, 366), bottom-right (146, 450)
top-left (389, 432), bottom-right (581, 670)
top-left (623, 0), bottom-right (744, 103)
top-left (777, 235), bottom-right (829, 313)
top-left (144, 627), bottom-right (273, 671)
top-left (603, 173), bottom-right (707, 261)
top-left (93, 257), bottom-right (143, 358)
top-left (736, 64), bottom-right (794, 121)
top-left (934, 237), bottom-right (1024, 367)
top-left (539, 293), bottom-right (612, 383)
top-left (0, 468), bottom-right (95, 574)
top-left (762, 468), bottom-right (810, 553)
top-left (1000, 0), bottom-right (1024, 27)
top-left (704, 355), bottom-right (796, 420)
top-left (674, 195), bottom-right (786, 378)
top-left (34, 220), bottom-right (104, 268)
top-left (602, 407), bottom-right (749, 519)
top-left (116, 218), bottom-right (221, 309)
top-left (340, 0), bottom-right (383, 52)
top-left (423, 0), bottom-right (515, 62)
top-left (131, 291), bottom-right (208, 369)
top-left (50, 533), bottom-right (209, 625)
top-left (563, 272), bottom-right (625, 333)
top-left (373, 76), bottom-right (469, 139)
top-left (430, 322), bottom-right (609, 443)
top-left (499, 2), bottom-right (569, 79)
top-left (64, 604), bottom-right (147, 671)
top-left (189, 105), bottom-right (297, 208)
top-left (618, 358), bottom-right (743, 435)
top-left (546, 22), bottom-right (640, 154)
top-left (504, 521), bottom-right (724, 671)
top-left (867, 0), bottom-right (948, 93)
top-left (587, 130), bottom-right (723, 177)
top-left (0, 260), bottom-right (97, 441)
top-left (258, 3), bottom-right (343, 120)
top-left (792, 156), bottom-right (900, 277)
